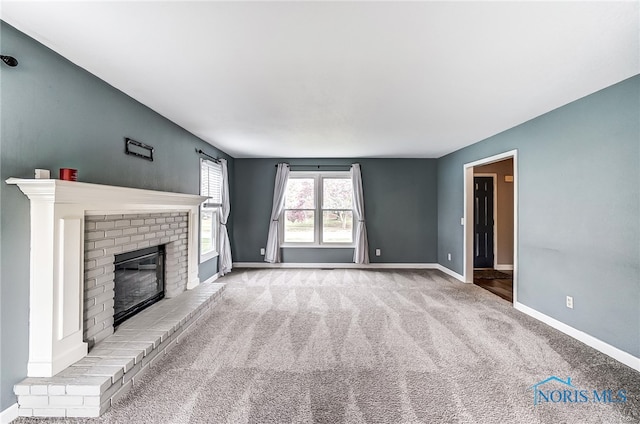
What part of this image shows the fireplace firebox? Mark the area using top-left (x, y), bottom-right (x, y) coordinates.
top-left (114, 245), bottom-right (165, 326)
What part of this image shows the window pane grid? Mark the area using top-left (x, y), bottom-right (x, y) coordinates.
top-left (284, 178), bottom-right (315, 209)
top-left (321, 210), bottom-right (353, 244)
top-left (322, 177), bottom-right (353, 209)
top-left (284, 210), bottom-right (315, 243)
top-left (282, 172), bottom-right (354, 246)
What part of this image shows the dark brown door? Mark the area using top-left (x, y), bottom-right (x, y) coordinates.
top-left (474, 177), bottom-right (494, 268)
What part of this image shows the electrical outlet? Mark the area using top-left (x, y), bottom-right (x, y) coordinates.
top-left (375, 248), bottom-right (381, 256)
top-left (447, 253), bottom-right (452, 261)
top-left (566, 296), bottom-right (573, 309)
top-left (260, 248), bottom-right (265, 255)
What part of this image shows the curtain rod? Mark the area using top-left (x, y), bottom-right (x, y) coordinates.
top-left (196, 149), bottom-right (220, 163)
top-left (276, 163), bottom-right (352, 168)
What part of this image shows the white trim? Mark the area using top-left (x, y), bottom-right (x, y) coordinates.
top-left (281, 243), bottom-right (355, 249)
top-left (6, 178), bottom-right (207, 207)
top-left (200, 159), bottom-right (222, 262)
top-left (473, 173), bottom-right (498, 269)
top-left (235, 262), bottom-right (436, 269)
top-left (5, 178), bottom-right (206, 377)
top-left (463, 150), bottom-right (518, 305)
top-left (465, 150), bottom-right (518, 168)
top-left (464, 165), bottom-right (474, 283)
top-left (512, 154), bottom-right (519, 305)
top-left (435, 264), bottom-right (465, 282)
top-left (515, 302), bottom-right (640, 372)
top-left (201, 272), bottom-right (220, 285)
top-left (1, 403), bottom-right (18, 424)
top-left (283, 171), bottom-right (355, 247)
top-left (233, 262), bottom-right (466, 282)
top-left (495, 264), bottom-right (514, 271)
top-left (235, 261), bottom-right (434, 269)
top-left (200, 250), bottom-right (219, 264)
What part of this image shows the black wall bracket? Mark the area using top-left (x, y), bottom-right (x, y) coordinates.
top-left (125, 137), bottom-right (154, 161)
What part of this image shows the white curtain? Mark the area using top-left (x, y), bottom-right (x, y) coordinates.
top-left (265, 163), bottom-right (290, 263)
top-left (351, 163), bottom-right (369, 264)
top-left (218, 158), bottom-right (233, 276)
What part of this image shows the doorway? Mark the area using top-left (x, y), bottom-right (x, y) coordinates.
top-left (473, 175), bottom-right (495, 269)
top-left (463, 151), bottom-right (517, 304)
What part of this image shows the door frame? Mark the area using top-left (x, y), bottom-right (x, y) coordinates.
top-left (473, 173), bottom-right (498, 269)
top-left (463, 150), bottom-right (518, 305)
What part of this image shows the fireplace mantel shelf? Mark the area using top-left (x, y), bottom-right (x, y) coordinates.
top-left (6, 177), bottom-right (207, 378)
top-left (6, 178), bottom-right (208, 211)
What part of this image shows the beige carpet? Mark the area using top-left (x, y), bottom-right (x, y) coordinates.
top-left (17, 269), bottom-right (639, 423)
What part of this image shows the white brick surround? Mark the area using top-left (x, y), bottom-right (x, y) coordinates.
top-left (83, 212), bottom-right (189, 348)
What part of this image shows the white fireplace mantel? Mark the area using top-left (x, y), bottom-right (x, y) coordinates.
top-left (6, 178), bottom-right (207, 377)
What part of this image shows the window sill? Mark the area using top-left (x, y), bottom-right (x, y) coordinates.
top-left (281, 244), bottom-right (355, 249)
top-left (200, 251), bottom-right (219, 263)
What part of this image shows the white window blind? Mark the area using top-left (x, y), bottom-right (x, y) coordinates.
top-left (200, 158), bottom-right (222, 261)
top-left (200, 159), bottom-right (222, 207)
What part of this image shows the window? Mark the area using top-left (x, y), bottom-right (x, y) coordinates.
top-left (200, 159), bottom-right (222, 261)
top-left (282, 172), bottom-right (354, 246)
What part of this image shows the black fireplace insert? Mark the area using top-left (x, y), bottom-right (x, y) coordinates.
top-left (113, 245), bottom-right (165, 326)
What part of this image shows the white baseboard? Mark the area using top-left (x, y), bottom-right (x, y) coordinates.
top-left (1, 403), bottom-right (18, 424)
top-left (186, 277), bottom-right (200, 290)
top-left (434, 264), bottom-right (465, 282)
top-left (232, 262), bottom-right (467, 283)
top-left (234, 262), bottom-right (439, 269)
top-left (495, 264), bottom-right (514, 271)
top-left (515, 302), bottom-right (640, 372)
top-left (201, 272), bottom-right (220, 284)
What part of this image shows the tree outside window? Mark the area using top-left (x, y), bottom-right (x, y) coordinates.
top-left (283, 172), bottom-right (353, 245)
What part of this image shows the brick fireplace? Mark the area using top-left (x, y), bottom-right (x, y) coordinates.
top-left (6, 178), bottom-right (206, 377)
top-left (83, 212), bottom-right (190, 348)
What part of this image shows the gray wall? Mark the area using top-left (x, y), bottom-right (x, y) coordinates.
top-left (437, 75), bottom-right (639, 357)
top-left (0, 22), bottom-right (233, 410)
top-left (233, 158), bottom-right (438, 264)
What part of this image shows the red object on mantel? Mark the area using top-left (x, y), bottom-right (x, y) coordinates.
top-left (59, 168), bottom-right (77, 181)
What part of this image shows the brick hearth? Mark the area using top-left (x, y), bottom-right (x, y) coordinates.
top-left (14, 281), bottom-right (225, 418)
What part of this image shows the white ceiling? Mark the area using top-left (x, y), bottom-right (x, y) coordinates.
top-left (2, 1), bottom-right (638, 158)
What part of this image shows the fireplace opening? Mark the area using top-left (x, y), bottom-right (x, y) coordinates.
top-left (114, 245), bottom-right (165, 327)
